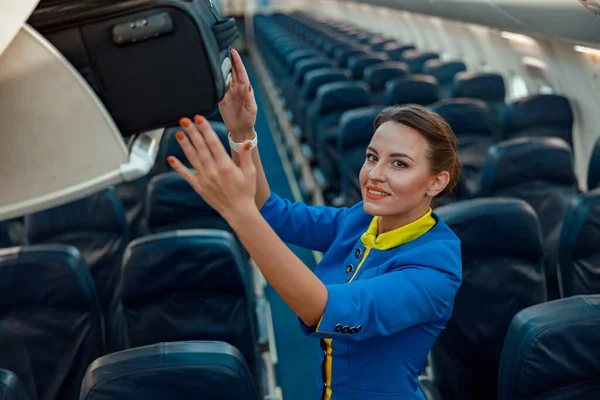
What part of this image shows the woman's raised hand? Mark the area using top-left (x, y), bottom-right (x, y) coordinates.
top-left (167, 115), bottom-right (257, 219)
top-left (219, 48), bottom-right (258, 141)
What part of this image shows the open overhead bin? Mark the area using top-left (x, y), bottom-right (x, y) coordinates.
top-left (0, 22), bottom-right (158, 220)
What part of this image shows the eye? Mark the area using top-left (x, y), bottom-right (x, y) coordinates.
top-left (392, 160), bottom-right (407, 168)
top-left (366, 153), bottom-right (378, 162)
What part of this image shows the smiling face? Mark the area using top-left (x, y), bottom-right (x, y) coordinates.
top-left (359, 120), bottom-right (449, 232)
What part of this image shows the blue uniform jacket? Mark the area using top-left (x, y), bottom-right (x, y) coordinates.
top-left (260, 193), bottom-right (462, 400)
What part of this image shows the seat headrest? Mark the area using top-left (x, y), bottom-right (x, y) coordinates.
top-left (25, 187), bottom-right (128, 243)
top-left (385, 75), bottom-right (440, 106)
top-left (293, 58), bottom-right (331, 85)
top-left (589, 137), bottom-right (600, 190)
top-left (0, 244), bottom-right (100, 312)
top-left (363, 62), bottom-right (410, 91)
top-left (302, 68), bottom-right (349, 99)
top-left (452, 72), bottom-right (506, 101)
top-left (505, 94), bottom-right (573, 144)
top-left (339, 106), bottom-right (384, 150)
top-left (498, 295), bottom-right (600, 400)
top-left (383, 43), bottom-right (416, 60)
top-left (428, 98), bottom-right (492, 136)
top-left (480, 137), bottom-right (577, 195)
top-left (81, 341), bottom-right (258, 400)
top-left (402, 51), bottom-right (439, 72)
top-left (286, 49), bottom-right (319, 72)
top-left (347, 53), bottom-right (389, 79)
top-left (436, 197), bottom-right (543, 260)
top-left (314, 81), bottom-right (370, 115)
top-left (121, 229), bottom-right (248, 302)
top-left (423, 60), bottom-right (467, 84)
top-left (0, 369), bottom-right (30, 400)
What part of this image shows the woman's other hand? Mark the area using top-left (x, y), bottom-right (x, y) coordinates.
top-left (219, 48), bottom-right (257, 141)
top-left (168, 115), bottom-right (257, 220)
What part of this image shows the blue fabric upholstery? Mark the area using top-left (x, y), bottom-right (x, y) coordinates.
top-left (498, 295), bottom-right (600, 400)
top-left (363, 62), bottom-right (410, 104)
top-left (338, 106), bottom-right (383, 205)
top-left (504, 94), bottom-right (573, 146)
top-left (0, 245), bottom-right (104, 400)
top-left (25, 188), bottom-right (128, 351)
top-left (588, 137), bottom-right (600, 190)
top-left (432, 198), bottom-right (546, 400)
top-left (146, 171), bottom-right (231, 234)
top-left (286, 58), bottom-right (331, 113)
top-left (0, 370), bottom-right (30, 400)
top-left (347, 53), bottom-right (389, 79)
top-left (558, 188), bottom-right (600, 297)
top-left (118, 230), bottom-right (260, 385)
top-left (334, 47), bottom-right (369, 68)
top-left (383, 43), bottom-right (416, 61)
top-left (429, 98), bottom-right (493, 198)
top-left (80, 341), bottom-right (259, 400)
top-left (423, 60), bottom-right (467, 97)
top-left (480, 137), bottom-right (578, 299)
top-left (385, 75), bottom-right (440, 106)
top-left (402, 50), bottom-right (439, 73)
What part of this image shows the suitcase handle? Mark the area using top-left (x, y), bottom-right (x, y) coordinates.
top-left (212, 18), bottom-right (240, 51)
top-left (112, 11), bottom-right (174, 45)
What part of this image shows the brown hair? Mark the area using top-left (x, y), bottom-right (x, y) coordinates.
top-left (373, 104), bottom-right (460, 199)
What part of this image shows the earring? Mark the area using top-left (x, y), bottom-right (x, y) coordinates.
top-left (427, 192), bottom-right (432, 196)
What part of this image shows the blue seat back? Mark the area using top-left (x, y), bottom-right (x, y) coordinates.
top-left (504, 94), bottom-right (573, 146)
top-left (80, 341), bottom-right (259, 400)
top-left (347, 53), bottom-right (389, 79)
top-left (313, 81), bottom-right (371, 117)
top-left (480, 137), bottom-right (578, 298)
top-left (383, 42), bottom-right (416, 61)
top-left (499, 295), bottom-right (600, 400)
top-left (385, 75), bottom-right (440, 106)
top-left (300, 68), bottom-right (348, 102)
top-left (25, 188), bottom-right (128, 350)
top-left (338, 106), bottom-right (383, 204)
top-left (588, 137), bottom-right (600, 190)
top-left (0, 245), bottom-right (104, 400)
top-left (0, 370), bottom-right (31, 400)
top-left (285, 49), bottom-right (318, 74)
top-left (402, 50), bottom-right (439, 73)
top-left (293, 58), bottom-right (331, 87)
top-left (423, 59), bottom-right (467, 97)
top-left (118, 230), bottom-right (259, 383)
top-left (363, 62), bottom-right (410, 92)
top-left (558, 188), bottom-right (600, 297)
top-left (432, 198), bottom-right (546, 400)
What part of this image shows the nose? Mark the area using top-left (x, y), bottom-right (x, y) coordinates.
top-left (367, 161), bottom-right (386, 183)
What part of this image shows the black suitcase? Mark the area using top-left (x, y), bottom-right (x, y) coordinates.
top-left (27, 0), bottom-right (239, 136)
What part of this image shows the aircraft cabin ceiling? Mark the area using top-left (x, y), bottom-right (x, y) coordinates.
top-left (350, 0), bottom-right (600, 46)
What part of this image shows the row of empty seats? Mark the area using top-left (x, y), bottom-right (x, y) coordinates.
top-left (253, 10), bottom-right (600, 400)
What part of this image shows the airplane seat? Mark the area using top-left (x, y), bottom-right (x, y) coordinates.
top-left (80, 341), bottom-right (259, 400)
top-left (384, 75), bottom-right (440, 107)
top-left (402, 50), bottom-right (440, 73)
top-left (296, 68), bottom-right (349, 137)
top-left (118, 230), bottom-right (260, 387)
top-left (432, 198), bottom-right (547, 400)
top-left (422, 59), bottom-right (467, 98)
top-left (338, 106), bottom-right (384, 206)
top-left (504, 94), bottom-right (573, 147)
top-left (429, 98), bottom-right (494, 199)
top-left (558, 188), bottom-right (600, 297)
top-left (451, 72), bottom-right (507, 141)
top-left (346, 52), bottom-right (390, 80)
top-left (152, 122), bottom-right (231, 178)
top-left (285, 58), bottom-right (331, 115)
top-left (0, 369), bottom-right (30, 400)
top-left (362, 61), bottom-right (410, 104)
top-left (308, 81), bottom-right (371, 193)
top-left (334, 46), bottom-right (370, 68)
top-left (382, 43), bottom-right (417, 61)
top-left (498, 295), bottom-right (600, 400)
top-left (479, 137), bottom-right (578, 300)
top-left (24, 187), bottom-right (129, 351)
top-left (588, 137), bottom-right (600, 190)
top-left (371, 38), bottom-right (397, 52)
top-left (115, 175), bottom-right (150, 240)
top-left (0, 222), bottom-right (10, 249)
top-left (0, 245), bottom-right (104, 400)
top-left (284, 49), bottom-right (319, 77)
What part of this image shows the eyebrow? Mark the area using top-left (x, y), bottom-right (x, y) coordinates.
top-left (367, 146), bottom-right (414, 162)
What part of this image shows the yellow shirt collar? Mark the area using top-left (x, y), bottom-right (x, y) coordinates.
top-left (360, 208), bottom-right (436, 250)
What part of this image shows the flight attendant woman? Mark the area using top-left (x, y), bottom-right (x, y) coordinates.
top-left (168, 49), bottom-right (462, 400)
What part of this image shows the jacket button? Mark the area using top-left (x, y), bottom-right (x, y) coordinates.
top-left (355, 248), bottom-right (361, 258)
top-left (346, 264), bottom-right (353, 275)
top-left (335, 324), bottom-right (343, 332)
